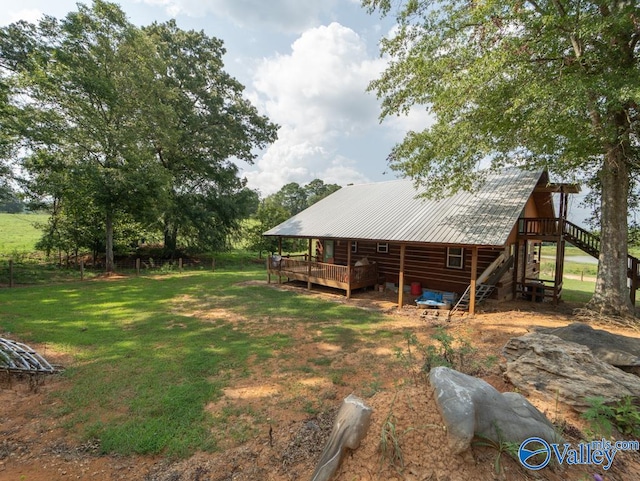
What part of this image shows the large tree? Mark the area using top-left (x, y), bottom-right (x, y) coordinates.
top-left (142, 21), bottom-right (277, 254)
top-left (2, 2), bottom-right (277, 265)
top-left (364, 0), bottom-right (640, 317)
top-left (3, 1), bottom-right (169, 271)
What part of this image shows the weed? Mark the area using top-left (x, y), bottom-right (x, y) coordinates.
top-left (309, 357), bottom-right (332, 367)
top-left (580, 396), bottom-right (640, 439)
top-left (394, 328), bottom-right (480, 383)
top-left (612, 396), bottom-right (640, 437)
top-left (362, 378), bottom-right (382, 398)
top-left (379, 413), bottom-right (404, 471)
top-left (472, 434), bottom-right (520, 474)
top-left (303, 400), bottom-right (320, 415)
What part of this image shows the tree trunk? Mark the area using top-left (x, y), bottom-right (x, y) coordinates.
top-left (587, 142), bottom-right (634, 317)
top-left (164, 218), bottom-right (178, 256)
top-left (105, 211), bottom-right (114, 273)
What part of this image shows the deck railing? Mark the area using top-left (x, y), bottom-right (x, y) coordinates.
top-left (518, 218), bottom-right (560, 236)
top-left (268, 255), bottom-right (378, 291)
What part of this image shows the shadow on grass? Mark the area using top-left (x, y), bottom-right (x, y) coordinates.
top-left (0, 269), bottom-right (389, 458)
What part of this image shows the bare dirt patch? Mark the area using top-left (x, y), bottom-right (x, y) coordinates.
top-left (2, 283), bottom-right (640, 480)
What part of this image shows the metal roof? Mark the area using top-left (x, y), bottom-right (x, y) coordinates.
top-left (263, 169), bottom-right (545, 247)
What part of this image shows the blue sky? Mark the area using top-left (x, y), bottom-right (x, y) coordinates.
top-left (1, 0), bottom-right (433, 196)
top-left (1, 0), bottom-right (591, 222)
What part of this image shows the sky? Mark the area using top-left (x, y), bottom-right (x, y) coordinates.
top-left (1, 0), bottom-right (431, 196)
top-left (0, 0), bottom-right (590, 221)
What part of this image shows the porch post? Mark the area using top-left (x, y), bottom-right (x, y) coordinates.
top-left (347, 241), bottom-right (352, 299)
top-left (631, 258), bottom-right (638, 304)
top-left (469, 247), bottom-right (478, 315)
top-left (307, 238), bottom-right (312, 290)
top-left (398, 244), bottom-right (406, 308)
top-left (278, 237), bottom-right (283, 284)
top-left (512, 241), bottom-right (520, 299)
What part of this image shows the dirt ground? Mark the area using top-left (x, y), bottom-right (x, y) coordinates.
top-left (2, 281), bottom-right (640, 481)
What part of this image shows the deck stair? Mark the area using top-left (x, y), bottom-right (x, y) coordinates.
top-left (450, 284), bottom-right (495, 315)
top-left (562, 220), bottom-right (600, 258)
top-left (450, 255), bottom-right (515, 315)
top-left (519, 218), bottom-right (640, 301)
top-left (562, 220), bottom-right (640, 300)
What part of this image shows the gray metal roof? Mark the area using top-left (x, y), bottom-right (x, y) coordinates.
top-left (263, 169), bottom-right (545, 247)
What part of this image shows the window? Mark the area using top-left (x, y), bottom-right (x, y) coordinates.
top-left (377, 243), bottom-right (389, 253)
top-left (447, 247), bottom-right (464, 269)
top-left (351, 241), bottom-right (358, 253)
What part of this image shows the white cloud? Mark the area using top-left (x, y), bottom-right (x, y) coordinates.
top-left (139, 0), bottom-right (338, 33)
top-left (244, 22), bottom-right (387, 195)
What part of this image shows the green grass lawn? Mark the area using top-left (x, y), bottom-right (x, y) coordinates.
top-left (561, 277), bottom-right (596, 304)
top-left (0, 212), bottom-right (49, 255)
top-left (0, 267), bottom-right (391, 458)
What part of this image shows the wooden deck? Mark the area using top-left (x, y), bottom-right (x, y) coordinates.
top-left (267, 255), bottom-right (378, 297)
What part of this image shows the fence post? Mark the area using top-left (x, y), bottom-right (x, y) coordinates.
top-left (9, 259), bottom-right (13, 288)
top-left (179, 258), bottom-right (183, 272)
top-left (212, 258), bottom-right (215, 272)
top-left (80, 260), bottom-right (84, 281)
top-left (136, 258), bottom-right (141, 275)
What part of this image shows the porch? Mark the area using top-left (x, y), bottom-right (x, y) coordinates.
top-left (517, 217), bottom-right (640, 303)
top-left (267, 255), bottom-right (379, 298)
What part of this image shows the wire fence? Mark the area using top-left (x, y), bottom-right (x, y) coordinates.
top-left (0, 254), bottom-right (266, 287)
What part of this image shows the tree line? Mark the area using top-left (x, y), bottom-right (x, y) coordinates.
top-left (0, 0), bottom-right (278, 269)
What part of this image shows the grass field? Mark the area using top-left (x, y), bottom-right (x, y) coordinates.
top-left (0, 212), bottom-right (48, 255)
top-left (0, 268), bottom-right (393, 458)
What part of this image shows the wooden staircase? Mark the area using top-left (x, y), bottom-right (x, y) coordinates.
top-left (519, 218), bottom-right (640, 302)
top-left (562, 220), bottom-right (600, 258)
top-left (450, 284), bottom-right (495, 315)
top-left (562, 219), bottom-right (640, 302)
top-left (450, 255), bottom-right (515, 314)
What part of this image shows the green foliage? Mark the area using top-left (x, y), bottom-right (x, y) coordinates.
top-left (582, 396), bottom-right (640, 439)
top-left (247, 179), bottom-right (341, 256)
top-left (365, 0), bottom-right (640, 189)
top-left (142, 20), bottom-right (276, 254)
top-left (0, 267), bottom-right (391, 457)
top-left (612, 396), bottom-right (640, 437)
top-left (1, 1), bottom-right (277, 265)
top-left (394, 328), bottom-right (477, 383)
top-left (582, 396), bottom-right (617, 438)
top-left (379, 412), bottom-right (404, 471)
top-left (364, 0), bottom-right (640, 314)
top-left (472, 433), bottom-right (520, 475)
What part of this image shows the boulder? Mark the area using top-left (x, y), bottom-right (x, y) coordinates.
top-left (503, 333), bottom-right (640, 411)
top-left (428, 366), bottom-right (561, 454)
top-left (310, 394), bottom-right (372, 481)
top-left (537, 322), bottom-right (640, 372)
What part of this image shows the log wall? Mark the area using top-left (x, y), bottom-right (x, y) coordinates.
top-left (330, 240), bottom-right (508, 297)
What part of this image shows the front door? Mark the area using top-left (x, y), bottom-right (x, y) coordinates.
top-left (324, 240), bottom-right (334, 263)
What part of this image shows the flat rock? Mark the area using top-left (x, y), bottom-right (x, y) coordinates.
top-left (428, 366), bottom-right (561, 454)
top-left (536, 322), bottom-right (640, 370)
top-left (503, 333), bottom-right (640, 411)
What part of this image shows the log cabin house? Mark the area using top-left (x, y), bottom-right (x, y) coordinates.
top-left (263, 168), bottom-right (638, 314)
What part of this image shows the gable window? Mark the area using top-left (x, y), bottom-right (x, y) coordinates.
top-left (447, 247), bottom-right (464, 269)
top-left (377, 242), bottom-right (389, 254)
